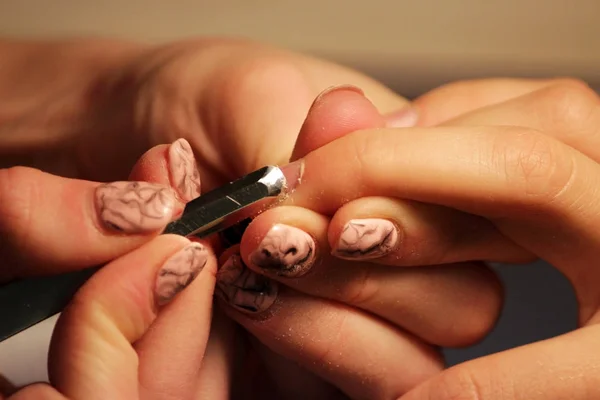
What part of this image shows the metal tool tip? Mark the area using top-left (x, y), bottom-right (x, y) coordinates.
top-left (258, 166), bottom-right (287, 196)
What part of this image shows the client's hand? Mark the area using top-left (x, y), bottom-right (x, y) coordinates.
top-left (215, 85), bottom-right (535, 400)
top-left (252, 78), bottom-right (600, 400)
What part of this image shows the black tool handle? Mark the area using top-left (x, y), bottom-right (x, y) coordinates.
top-left (0, 267), bottom-right (98, 342)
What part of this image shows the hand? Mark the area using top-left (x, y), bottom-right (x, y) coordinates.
top-left (0, 38), bottom-right (408, 186)
top-left (4, 235), bottom-right (220, 400)
top-left (212, 85), bottom-right (537, 399)
top-left (0, 37), bottom-right (541, 399)
top-left (260, 77), bottom-right (600, 399)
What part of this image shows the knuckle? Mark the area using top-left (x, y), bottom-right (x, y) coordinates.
top-left (134, 63), bottom-right (198, 143)
top-left (216, 52), bottom-right (308, 113)
top-left (492, 129), bottom-right (574, 207)
top-left (537, 79), bottom-right (599, 131)
top-left (346, 130), bottom-right (391, 195)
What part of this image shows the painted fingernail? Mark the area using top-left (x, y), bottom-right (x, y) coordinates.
top-left (250, 224), bottom-right (315, 278)
top-left (384, 106), bottom-right (418, 128)
top-left (216, 253), bottom-right (278, 313)
top-left (155, 242), bottom-right (208, 305)
top-left (95, 181), bottom-right (176, 234)
top-left (168, 138), bottom-right (201, 202)
top-left (333, 219), bottom-right (399, 260)
top-left (313, 84), bottom-right (365, 105)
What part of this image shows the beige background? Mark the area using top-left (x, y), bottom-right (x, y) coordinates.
top-left (1, 0), bottom-right (599, 94)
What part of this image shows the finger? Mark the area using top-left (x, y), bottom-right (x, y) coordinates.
top-left (401, 325), bottom-right (600, 400)
top-left (328, 196), bottom-right (530, 264)
top-left (411, 77), bottom-right (562, 126)
top-left (194, 308), bottom-right (238, 400)
top-left (127, 138), bottom-right (226, 254)
top-left (442, 79), bottom-right (600, 162)
top-left (0, 166), bottom-right (180, 280)
top-left (290, 84), bottom-right (389, 161)
top-left (128, 138), bottom-right (201, 203)
top-left (133, 237), bottom-right (217, 399)
top-left (240, 206), bottom-right (501, 347)
top-left (286, 126), bottom-right (600, 319)
top-left (215, 247), bottom-right (442, 399)
top-left (286, 81), bottom-right (532, 264)
top-left (48, 235), bottom-right (215, 399)
top-left (105, 39), bottom-right (411, 189)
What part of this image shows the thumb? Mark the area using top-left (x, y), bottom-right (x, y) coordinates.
top-left (48, 234), bottom-right (216, 399)
top-left (401, 325), bottom-right (600, 400)
top-left (0, 166), bottom-right (178, 280)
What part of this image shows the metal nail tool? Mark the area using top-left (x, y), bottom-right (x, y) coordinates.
top-left (0, 166), bottom-right (287, 342)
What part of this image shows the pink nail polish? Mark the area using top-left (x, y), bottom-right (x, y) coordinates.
top-left (384, 106), bottom-right (419, 128)
top-left (333, 218), bottom-right (400, 260)
top-left (168, 138), bottom-right (201, 202)
top-left (155, 242), bottom-right (208, 305)
top-left (250, 224), bottom-right (316, 277)
top-left (216, 253), bottom-right (278, 313)
top-left (95, 181), bottom-right (176, 234)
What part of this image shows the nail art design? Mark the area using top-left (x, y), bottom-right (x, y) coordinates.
top-left (155, 243), bottom-right (208, 305)
top-left (217, 253), bottom-right (278, 313)
top-left (168, 138), bottom-right (201, 202)
top-left (334, 219), bottom-right (399, 259)
top-left (250, 224), bottom-right (315, 277)
top-left (95, 181), bottom-right (175, 233)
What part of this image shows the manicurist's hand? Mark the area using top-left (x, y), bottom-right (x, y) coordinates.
top-left (3, 233), bottom-right (219, 400)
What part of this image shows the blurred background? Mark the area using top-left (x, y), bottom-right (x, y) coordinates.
top-left (1, 0), bottom-right (599, 96)
top-left (0, 0), bottom-right (592, 376)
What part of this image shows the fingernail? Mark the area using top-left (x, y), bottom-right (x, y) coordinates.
top-left (216, 253), bottom-right (278, 313)
top-left (250, 224), bottom-right (315, 278)
top-left (155, 242), bottom-right (208, 305)
top-left (280, 159), bottom-right (304, 193)
top-left (333, 219), bottom-right (399, 260)
top-left (384, 106), bottom-right (418, 128)
top-left (95, 181), bottom-right (176, 233)
top-left (313, 84), bottom-right (365, 106)
top-left (168, 138), bottom-right (201, 202)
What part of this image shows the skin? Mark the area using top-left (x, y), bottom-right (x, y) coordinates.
top-left (2, 36), bottom-right (595, 399)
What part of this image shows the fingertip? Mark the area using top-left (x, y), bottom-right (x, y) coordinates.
top-left (291, 84), bottom-right (386, 160)
top-left (238, 207), bottom-right (325, 279)
top-left (129, 138), bottom-right (202, 203)
top-left (128, 144), bottom-right (171, 185)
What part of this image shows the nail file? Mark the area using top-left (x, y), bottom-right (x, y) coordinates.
top-left (0, 166), bottom-right (287, 342)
